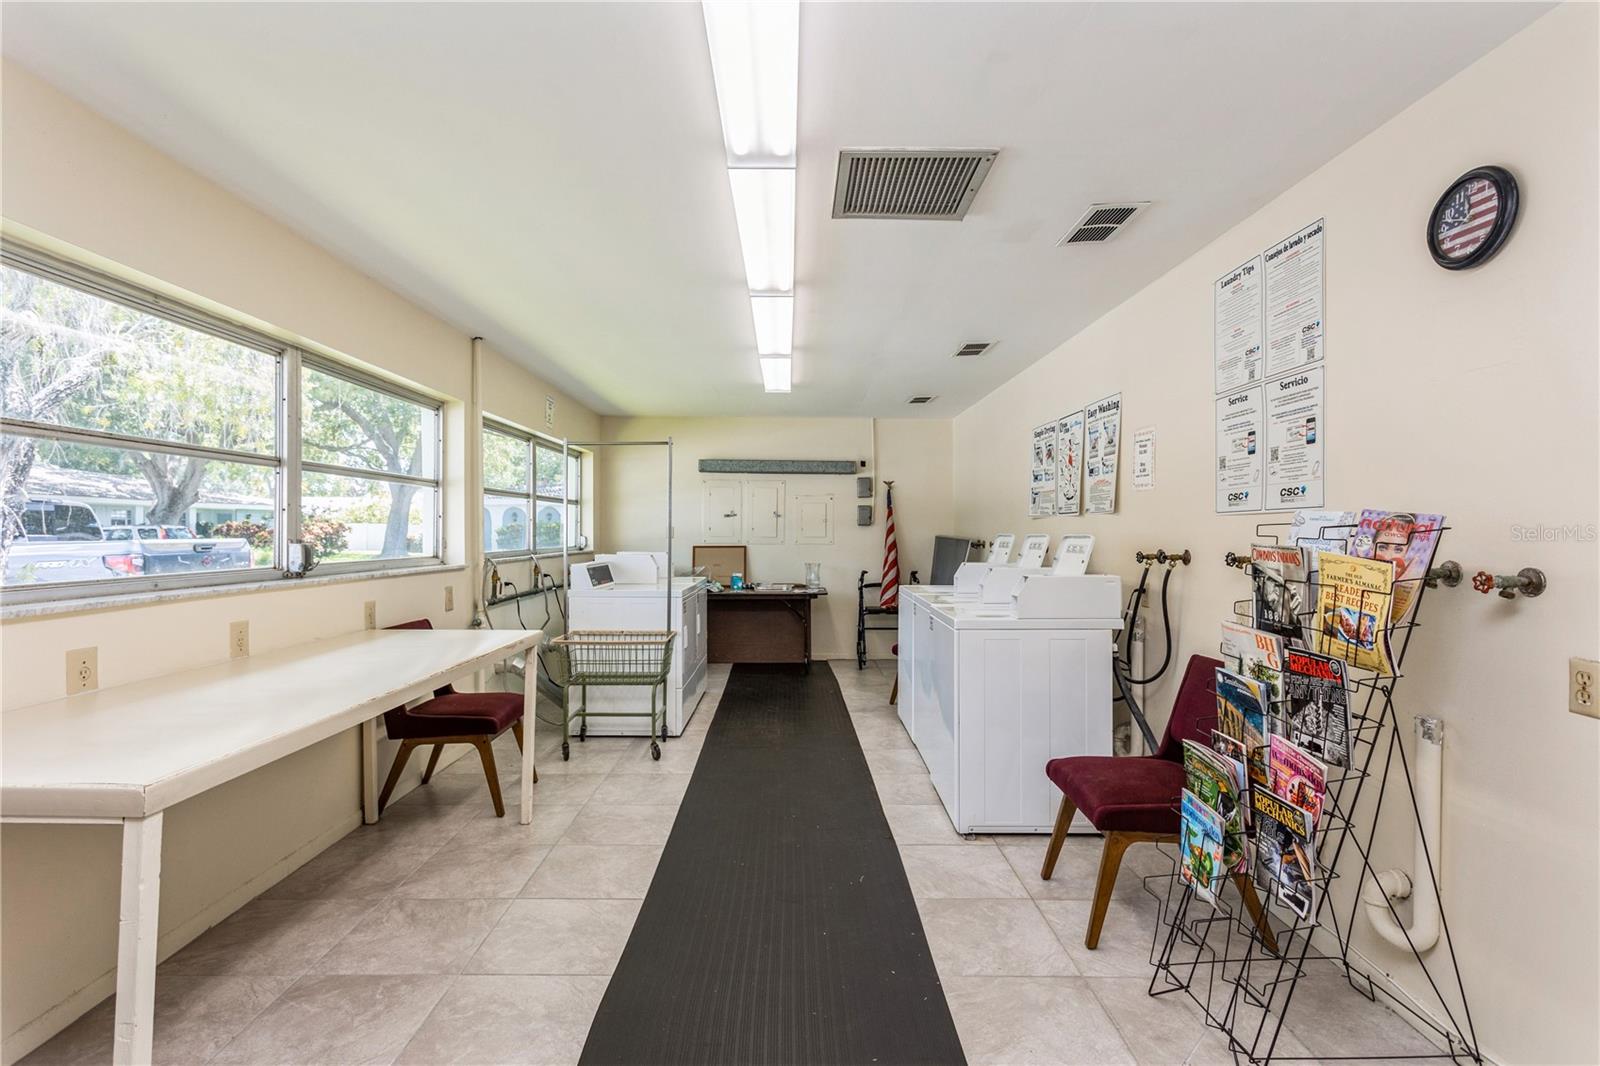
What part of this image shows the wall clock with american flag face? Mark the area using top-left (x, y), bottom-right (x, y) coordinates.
top-left (1427, 165), bottom-right (1518, 269)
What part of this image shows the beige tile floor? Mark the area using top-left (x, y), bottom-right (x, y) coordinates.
top-left (24, 661), bottom-right (1448, 1066)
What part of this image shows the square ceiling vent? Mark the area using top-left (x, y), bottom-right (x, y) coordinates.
top-left (1057, 202), bottom-right (1151, 245)
top-left (833, 149), bottom-right (998, 220)
top-left (907, 395), bottom-right (936, 405)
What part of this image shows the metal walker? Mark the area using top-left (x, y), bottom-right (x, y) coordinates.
top-left (551, 630), bottom-right (676, 760)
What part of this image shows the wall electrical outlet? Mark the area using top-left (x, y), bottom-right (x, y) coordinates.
top-left (1571, 658), bottom-right (1599, 719)
top-left (66, 647), bottom-right (98, 694)
top-left (445, 585), bottom-right (455, 612)
top-left (229, 620), bottom-right (250, 660)
top-left (364, 601), bottom-right (377, 630)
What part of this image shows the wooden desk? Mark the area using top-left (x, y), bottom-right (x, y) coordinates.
top-left (706, 586), bottom-right (827, 667)
top-left (0, 628), bottom-right (540, 1065)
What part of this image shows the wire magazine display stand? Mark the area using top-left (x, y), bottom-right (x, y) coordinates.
top-left (1146, 520), bottom-right (1483, 1065)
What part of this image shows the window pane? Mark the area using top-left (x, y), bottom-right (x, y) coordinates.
top-left (302, 367), bottom-right (436, 479)
top-left (568, 454), bottom-right (582, 503)
top-left (483, 429), bottom-right (528, 492)
top-left (1, 263), bottom-right (277, 454)
top-left (534, 501), bottom-right (575, 552)
top-left (484, 494), bottom-right (530, 553)
top-left (0, 435), bottom-right (274, 587)
top-left (535, 445), bottom-right (564, 498)
top-left (302, 470), bottom-right (435, 562)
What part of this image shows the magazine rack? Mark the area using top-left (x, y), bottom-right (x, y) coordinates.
top-left (1144, 519), bottom-right (1483, 1065)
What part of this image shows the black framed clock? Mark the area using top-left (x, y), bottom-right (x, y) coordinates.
top-left (1427, 165), bottom-right (1518, 269)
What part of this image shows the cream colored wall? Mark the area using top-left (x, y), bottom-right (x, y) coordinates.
top-left (0, 61), bottom-right (598, 1061)
top-left (595, 417), bottom-right (954, 661)
top-left (951, 9), bottom-right (1598, 1063)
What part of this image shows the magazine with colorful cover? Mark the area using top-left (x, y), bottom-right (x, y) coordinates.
top-left (1283, 647), bottom-right (1351, 767)
top-left (1349, 510), bottom-right (1445, 628)
top-left (1214, 667), bottom-right (1270, 788)
top-left (1252, 787), bottom-right (1318, 922)
top-left (1314, 553), bottom-right (1396, 674)
top-left (1180, 790), bottom-right (1226, 904)
top-left (1269, 734), bottom-right (1327, 828)
top-left (1221, 621), bottom-right (1285, 700)
top-left (1250, 543), bottom-right (1309, 645)
top-left (1290, 508), bottom-right (1356, 583)
top-left (1184, 740), bottom-right (1248, 872)
top-left (1211, 729), bottom-right (1247, 763)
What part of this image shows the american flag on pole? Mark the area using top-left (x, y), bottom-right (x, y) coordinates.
top-left (879, 484), bottom-right (899, 609)
top-left (1436, 178), bottom-right (1500, 259)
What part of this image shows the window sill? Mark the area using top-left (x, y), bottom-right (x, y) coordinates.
top-left (1, 563), bottom-right (467, 622)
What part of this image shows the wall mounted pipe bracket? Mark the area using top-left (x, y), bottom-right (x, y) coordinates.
top-left (1424, 561), bottom-right (1463, 589)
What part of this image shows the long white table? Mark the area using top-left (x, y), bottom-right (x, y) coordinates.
top-left (0, 627), bottom-right (542, 1065)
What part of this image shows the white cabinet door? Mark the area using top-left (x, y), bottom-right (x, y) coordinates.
top-left (793, 494), bottom-right (835, 545)
top-left (744, 479), bottom-right (785, 544)
top-left (701, 480), bottom-right (742, 543)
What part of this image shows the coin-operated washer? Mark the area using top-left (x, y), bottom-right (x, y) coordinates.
top-left (566, 551), bottom-right (710, 737)
top-left (908, 569), bottom-right (1123, 834)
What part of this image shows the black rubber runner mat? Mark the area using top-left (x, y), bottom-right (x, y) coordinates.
top-left (579, 663), bottom-right (966, 1066)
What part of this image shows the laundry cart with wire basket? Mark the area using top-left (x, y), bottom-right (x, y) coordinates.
top-left (551, 630), bottom-right (677, 760)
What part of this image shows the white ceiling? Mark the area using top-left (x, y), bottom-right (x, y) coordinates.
top-left (2, 2), bottom-right (1546, 417)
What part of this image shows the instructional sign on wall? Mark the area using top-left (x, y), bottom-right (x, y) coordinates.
top-left (1029, 421), bottom-right (1057, 517)
top-left (1131, 427), bottom-right (1156, 491)
top-left (1215, 386), bottom-right (1265, 513)
top-left (1084, 393), bottom-right (1122, 515)
top-left (1263, 219), bottom-right (1325, 378)
top-left (1264, 366), bottom-right (1324, 508)
top-left (1214, 256), bottom-right (1264, 394)
top-left (1055, 409), bottom-right (1085, 516)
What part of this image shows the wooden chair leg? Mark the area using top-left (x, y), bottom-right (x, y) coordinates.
top-left (889, 676), bottom-right (899, 705)
top-left (377, 739), bottom-right (419, 814)
top-left (473, 738), bottom-right (506, 818)
top-left (1085, 831), bottom-right (1133, 950)
top-left (1040, 796), bottom-right (1077, 879)
top-left (420, 744), bottom-right (444, 784)
top-left (1233, 872), bottom-right (1279, 955)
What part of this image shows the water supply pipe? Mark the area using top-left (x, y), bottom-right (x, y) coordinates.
top-left (1362, 715), bottom-right (1442, 952)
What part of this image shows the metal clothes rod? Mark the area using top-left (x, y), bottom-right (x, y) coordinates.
top-left (561, 437), bottom-right (675, 632)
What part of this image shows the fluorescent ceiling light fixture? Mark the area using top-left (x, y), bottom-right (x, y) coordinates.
top-left (760, 356), bottom-right (792, 393)
top-left (750, 295), bottom-right (793, 356)
top-left (702, 1), bottom-right (799, 167)
top-left (728, 168), bottom-right (795, 295)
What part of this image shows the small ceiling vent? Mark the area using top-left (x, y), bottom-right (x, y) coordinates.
top-left (833, 149), bottom-right (999, 220)
top-left (952, 342), bottom-right (993, 358)
top-left (1057, 202), bottom-right (1151, 246)
top-left (907, 395), bottom-right (936, 405)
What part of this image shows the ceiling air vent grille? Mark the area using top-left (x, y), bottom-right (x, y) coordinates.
top-left (1057, 201), bottom-right (1151, 246)
top-left (907, 395), bottom-right (936, 405)
top-left (953, 342), bottom-right (993, 358)
top-left (833, 149), bottom-right (999, 221)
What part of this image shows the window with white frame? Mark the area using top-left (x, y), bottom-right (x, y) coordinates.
top-left (0, 246), bottom-right (443, 600)
top-left (483, 420), bottom-right (583, 555)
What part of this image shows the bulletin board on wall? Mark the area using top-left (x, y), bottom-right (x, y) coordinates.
top-left (692, 544), bottom-right (748, 584)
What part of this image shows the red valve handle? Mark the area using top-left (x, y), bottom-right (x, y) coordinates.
top-left (1471, 571), bottom-right (1495, 594)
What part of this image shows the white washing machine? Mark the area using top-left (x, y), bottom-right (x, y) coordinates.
top-left (567, 552), bottom-right (709, 736)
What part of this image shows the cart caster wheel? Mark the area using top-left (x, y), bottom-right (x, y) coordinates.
top-left (561, 742), bottom-right (570, 762)
top-left (650, 742), bottom-right (661, 761)
top-left (660, 725), bottom-right (668, 743)
top-left (579, 724), bottom-right (587, 742)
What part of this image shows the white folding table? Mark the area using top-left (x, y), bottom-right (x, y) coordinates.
top-left (0, 627), bottom-right (542, 1065)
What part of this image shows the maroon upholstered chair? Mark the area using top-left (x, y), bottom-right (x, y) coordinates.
top-left (1040, 653), bottom-right (1274, 950)
top-left (889, 643), bottom-right (900, 705)
top-left (377, 619), bottom-right (533, 817)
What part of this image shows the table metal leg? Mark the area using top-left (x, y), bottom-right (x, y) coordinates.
top-left (113, 813), bottom-right (163, 1066)
top-left (360, 719), bottom-right (379, 824)
top-left (520, 662), bottom-right (537, 825)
